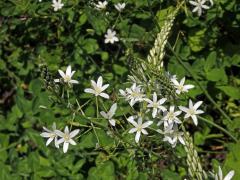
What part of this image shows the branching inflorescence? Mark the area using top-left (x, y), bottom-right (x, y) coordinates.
top-left (39, 1), bottom-right (234, 179)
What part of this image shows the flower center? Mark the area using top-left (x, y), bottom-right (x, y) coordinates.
top-left (153, 103), bottom-right (158, 108)
top-left (95, 87), bottom-right (102, 95)
top-left (63, 134), bottom-right (70, 141)
top-left (64, 75), bottom-right (71, 82)
top-left (188, 109), bottom-right (195, 115)
top-left (168, 112), bottom-right (174, 120)
top-left (137, 125), bottom-right (142, 132)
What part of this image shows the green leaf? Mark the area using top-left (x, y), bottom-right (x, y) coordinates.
top-left (204, 51), bottom-right (217, 72)
top-left (217, 86), bottom-right (240, 99)
top-left (88, 161), bottom-right (115, 180)
top-left (224, 143), bottom-right (240, 178)
top-left (188, 28), bottom-right (207, 52)
top-left (206, 68), bottom-right (227, 82)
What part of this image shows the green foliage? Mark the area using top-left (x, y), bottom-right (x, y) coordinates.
top-left (0, 0), bottom-right (240, 179)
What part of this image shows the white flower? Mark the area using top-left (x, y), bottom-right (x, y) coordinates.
top-left (55, 126), bottom-right (79, 153)
top-left (160, 106), bottom-right (182, 129)
top-left (171, 77), bottom-right (194, 94)
top-left (145, 92), bottom-right (167, 118)
top-left (114, 3), bottom-right (126, 12)
top-left (52, 0), bottom-right (64, 11)
top-left (100, 103), bottom-right (117, 126)
top-left (40, 122), bottom-right (59, 148)
top-left (163, 125), bottom-right (185, 148)
top-left (119, 83), bottom-right (145, 106)
top-left (84, 76), bottom-right (109, 99)
top-left (127, 116), bottom-right (153, 143)
top-left (179, 100), bottom-right (204, 126)
top-left (214, 166), bottom-right (235, 180)
top-left (95, 1), bottom-right (108, 10)
top-left (104, 29), bottom-right (119, 44)
top-left (54, 65), bottom-right (79, 85)
top-left (189, 0), bottom-right (210, 16)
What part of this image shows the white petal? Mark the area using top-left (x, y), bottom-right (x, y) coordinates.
top-left (58, 70), bottom-right (66, 78)
top-left (46, 137), bottom-right (54, 146)
top-left (54, 137), bottom-right (59, 148)
top-left (127, 116), bottom-right (138, 127)
top-left (218, 166), bottom-right (223, 180)
top-left (64, 126), bottom-right (69, 134)
top-left (152, 108), bottom-right (157, 118)
top-left (178, 136), bottom-right (185, 145)
top-left (91, 80), bottom-right (97, 89)
top-left (99, 93), bottom-right (109, 99)
top-left (69, 80), bottom-right (79, 84)
top-left (137, 117), bottom-right (142, 125)
top-left (69, 139), bottom-right (77, 145)
top-left (63, 142), bottom-right (69, 153)
top-left (224, 170), bottom-right (235, 180)
top-left (189, 100), bottom-right (193, 109)
top-left (100, 111), bottom-right (108, 119)
top-left (141, 129), bottom-right (148, 135)
top-left (70, 129), bottom-right (80, 138)
top-left (84, 88), bottom-right (95, 94)
top-left (135, 131), bottom-right (141, 143)
top-left (40, 132), bottom-right (51, 138)
top-left (194, 101), bottom-right (203, 109)
top-left (129, 128), bottom-right (137, 133)
top-left (66, 65), bottom-right (72, 76)
top-left (179, 106), bottom-right (188, 113)
top-left (57, 138), bottom-right (65, 145)
top-left (142, 121), bottom-right (153, 128)
top-left (159, 98), bottom-right (167, 104)
top-left (55, 130), bottom-right (65, 137)
top-left (195, 110), bottom-right (204, 114)
top-left (180, 77), bottom-right (185, 85)
top-left (54, 79), bottom-right (60, 82)
top-left (184, 85), bottom-right (194, 91)
top-left (109, 103), bottom-right (117, 117)
top-left (153, 92), bottom-right (157, 102)
top-left (97, 76), bottom-right (103, 87)
top-left (109, 119), bottom-right (116, 126)
top-left (171, 78), bottom-right (179, 86)
top-left (101, 84), bottom-right (109, 91)
top-left (70, 71), bottom-right (76, 77)
top-left (191, 115), bottom-right (198, 126)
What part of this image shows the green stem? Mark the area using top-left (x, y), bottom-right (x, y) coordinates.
top-left (96, 96), bottom-right (99, 118)
top-left (198, 116), bottom-right (238, 143)
top-left (167, 43), bottom-right (232, 123)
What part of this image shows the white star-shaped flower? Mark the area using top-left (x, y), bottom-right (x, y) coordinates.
top-left (163, 125), bottom-right (185, 148)
top-left (145, 92), bottom-right (167, 118)
top-left (179, 100), bottom-right (204, 126)
top-left (84, 76), bottom-right (109, 99)
top-left (159, 106), bottom-right (182, 129)
top-left (95, 1), bottom-right (108, 10)
top-left (55, 126), bottom-right (79, 153)
top-left (214, 166), bottom-right (235, 180)
top-left (100, 103), bottom-right (117, 126)
top-left (119, 83), bottom-right (145, 106)
top-left (189, 0), bottom-right (210, 16)
top-left (127, 116), bottom-right (153, 143)
top-left (54, 65), bottom-right (79, 85)
top-left (171, 77), bottom-right (194, 94)
top-left (52, 0), bottom-right (64, 11)
top-left (114, 3), bottom-right (126, 12)
top-left (104, 29), bottom-right (119, 44)
top-left (40, 122), bottom-right (59, 148)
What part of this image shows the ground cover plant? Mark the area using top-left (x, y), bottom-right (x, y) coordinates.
top-left (0, 0), bottom-right (240, 179)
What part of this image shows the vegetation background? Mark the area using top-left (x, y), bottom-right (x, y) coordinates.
top-left (0, 0), bottom-right (240, 179)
